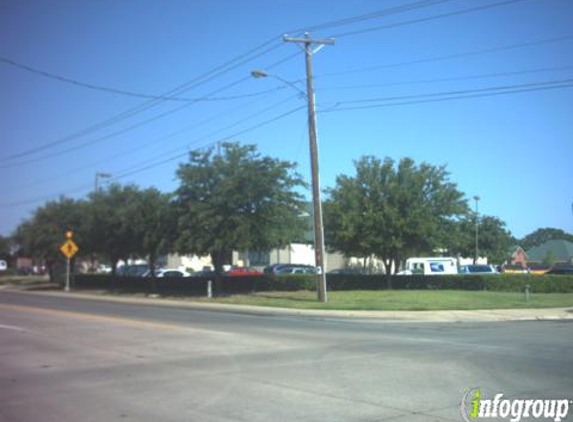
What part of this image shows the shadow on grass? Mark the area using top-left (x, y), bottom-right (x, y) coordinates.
top-left (253, 293), bottom-right (318, 303)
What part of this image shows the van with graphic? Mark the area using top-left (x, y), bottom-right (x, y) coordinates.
top-left (402, 257), bottom-right (458, 275)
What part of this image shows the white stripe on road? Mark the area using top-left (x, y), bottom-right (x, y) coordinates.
top-left (0, 323), bottom-right (27, 332)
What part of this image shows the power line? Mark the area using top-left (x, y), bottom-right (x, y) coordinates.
top-left (0, 39), bottom-right (285, 163)
top-left (321, 79), bottom-right (573, 112)
top-left (288, 0), bottom-right (458, 34)
top-left (0, 2), bottom-right (456, 103)
top-left (319, 65), bottom-right (573, 90)
top-left (316, 34), bottom-right (573, 79)
top-left (0, 51), bottom-right (300, 169)
top-left (111, 105), bottom-right (306, 181)
top-left (0, 104), bottom-right (306, 207)
top-left (0, 55), bottom-right (289, 102)
top-left (3, 89), bottom-right (293, 191)
top-left (103, 94), bottom-right (302, 181)
top-left (329, 0), bottom-right (532, 38)
top-left (0, 0), bottom-right (463, 164)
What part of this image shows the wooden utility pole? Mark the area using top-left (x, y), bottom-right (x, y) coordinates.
top-left (283, 33), bottom-right (334, 302)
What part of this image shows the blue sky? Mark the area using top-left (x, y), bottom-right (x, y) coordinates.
top-left (1, 0), bottom-right (572, 239)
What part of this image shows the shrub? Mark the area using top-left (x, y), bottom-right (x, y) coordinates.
top-left (73, 273), bottom-right (573, 295)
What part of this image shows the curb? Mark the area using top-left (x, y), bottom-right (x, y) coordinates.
top-left (4, 288), bottom-right (573, 323)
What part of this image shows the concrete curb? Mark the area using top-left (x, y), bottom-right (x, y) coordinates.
top-left (5, 288), bottom-right (573, 323)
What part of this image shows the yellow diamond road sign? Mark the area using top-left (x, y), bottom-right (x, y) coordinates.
top-left (60, 239), bottom-right (79, 259)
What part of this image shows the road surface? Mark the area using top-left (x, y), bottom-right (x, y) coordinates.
top-left (0, 291), bottom-right (571, 422)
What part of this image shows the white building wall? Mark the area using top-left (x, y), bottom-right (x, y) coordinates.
top-left (458, 256), bottom-right (488, 266)
top-left (289, 243), bottom-right (315, 266)
top-left (167, 254), bottom-right (212, 272)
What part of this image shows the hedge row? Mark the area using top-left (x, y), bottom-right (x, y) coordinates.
top-left (72, 273), bottom-right (573, 295)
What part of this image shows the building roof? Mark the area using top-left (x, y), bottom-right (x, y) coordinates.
top-left (526, 239), bottom-right (573, 262)
top-left (508, 245), bottom-right (527, 259)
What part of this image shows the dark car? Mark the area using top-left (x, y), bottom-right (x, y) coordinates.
top-left (546, 264), bottom-right (573, 275)
top-left (328, 268), bottom-right (363, 275)
top-left (459, 265), bottom-right (498, 274)
top-left (264, 263), bottom-right (317, 274)
top-left (117, 264), bottom-right (149, 277)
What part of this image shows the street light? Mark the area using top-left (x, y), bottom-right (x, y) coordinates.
top-left (473, 195), bottom-right (480, 264)
top-left (250, 69), bottom-right (307, 98)
top-left (95, 172), bottom-right (113, 193)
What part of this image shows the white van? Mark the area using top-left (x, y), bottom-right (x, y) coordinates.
top-left (403, 257), bottom-right (457, 275)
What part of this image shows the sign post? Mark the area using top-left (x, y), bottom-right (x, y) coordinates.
top-left (60, 231), bottom-right (79, 292)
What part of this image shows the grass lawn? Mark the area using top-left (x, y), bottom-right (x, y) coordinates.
top-left (0, 275), bottom-right (50, 286)
top-left (192, 290), bottom-right (573, 311)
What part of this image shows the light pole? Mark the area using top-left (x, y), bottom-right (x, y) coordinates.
top-left (473, 195), bottom-right (480, 264)
top-left (92, 172), bottom-right (112, 272)
top-left (251, 33), bottom-right (333, 302)
top-left (95, 172), bottom-right (112, 193)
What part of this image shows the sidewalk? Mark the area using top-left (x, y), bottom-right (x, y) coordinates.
top-left (7, 287), bottom-right (573, 323)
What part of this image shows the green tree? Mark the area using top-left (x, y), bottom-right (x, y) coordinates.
top-left (131, 188), bottom-right (177, 276)
top-left (13, 197), bottom-right (84, 281)
top-left (542, 249), bottom-right (557, 266)
top-left (84, 184), bottom-right (142, 276)
top-left (0, 235), bottom-right (11, 261)
top-left (520, 228), bottom-right (573, 250)
top-left (450, 215), bottom-right (514, 264)
top-left (0, 235), bottom-right (13, 270)
top-left (324, 156), bottom-right (467, 274)
top-left (174, 143), bottom-right (305, 281)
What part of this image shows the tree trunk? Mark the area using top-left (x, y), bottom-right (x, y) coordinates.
top-left (210, 251), bottom-right (226, 296)
top-left (110, 257), bottom-right (118, 279)
top-left (383, 259), bottom-right (393, 290)
top-left (149, 253), bottom-right (157, 293)
top-left (392, 256), bottom-right (401, 275)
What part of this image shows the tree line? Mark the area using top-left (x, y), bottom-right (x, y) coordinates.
top-left (5, 141), bottom-right (564, 280)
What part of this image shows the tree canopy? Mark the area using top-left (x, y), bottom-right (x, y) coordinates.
top-left (520, 227), bottom-right (573, 251)
top-left (174, 142), bottom-right (306, 274)
top-left (324, 156), bottom-right (467, 274)
top-left (0, 235), bottom-right (12, 262)
top-left (443, 215), bottom-right (514, 264)
top-left (13, 196), bottom-right (84, 280)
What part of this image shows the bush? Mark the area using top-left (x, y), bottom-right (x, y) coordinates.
top-left (73, 273), bottom-right (573, 296)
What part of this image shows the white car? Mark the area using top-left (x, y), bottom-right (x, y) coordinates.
top-left (143, 268), bottom-right (191, 278)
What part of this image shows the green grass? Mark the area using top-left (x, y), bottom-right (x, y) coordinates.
top-left (0, 275), bottom-right (50, 286)
top-left (191, 290), bottom-right (573, 311)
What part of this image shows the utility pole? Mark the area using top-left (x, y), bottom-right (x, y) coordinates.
top-left (474, 195), bottom-right (480, 264)
top-left (283, 33), bottom-right (334, 303)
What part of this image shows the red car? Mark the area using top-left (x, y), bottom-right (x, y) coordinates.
top-left (226, 266), bottom-right (264, 276)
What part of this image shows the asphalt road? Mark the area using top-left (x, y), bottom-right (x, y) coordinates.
top-left (0, 291), bottom-right (572, 422)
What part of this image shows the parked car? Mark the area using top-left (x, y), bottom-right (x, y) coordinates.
top-left (459, 265), bottom-right (498, 274)
top-left (328, 268), bottom-right (363, 275)
top-left (226, 266), bottom-right (263, 276)
top-left (529, 265), bottom-right (551, 275)
top-left (117, 264), bottom-right (149, 277)
top-left (545, 264), bottom-right (573, 275)
top-left (404, 257), bottom-right (458, 275)
top-left (264, 264), bottom-right (316, 274)
top-left (501, 264), bottom-right (529, 274)
top-left (275, 265), bottom-right (317, 274)
top-left (143, 268), bottom-right (191, 278)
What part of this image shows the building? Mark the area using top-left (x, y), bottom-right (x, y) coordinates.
top-left (526, 239), bottom-right (573, 265)
top-left (507, 245), bottom-right (528, 267)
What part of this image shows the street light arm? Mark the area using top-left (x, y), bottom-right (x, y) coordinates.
top-left (250, 69), bottom-right (306, 97)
